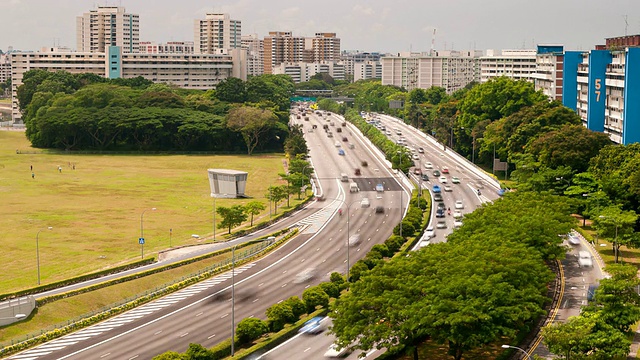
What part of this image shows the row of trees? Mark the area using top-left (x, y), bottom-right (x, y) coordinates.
top-left (17, 70), bottom-right (300, 153)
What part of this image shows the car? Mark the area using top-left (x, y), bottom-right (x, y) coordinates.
top-left (424, 162), bottom-right (433, 169)
top-left (348, 143), bottom-right (355, 149)
top-left (299, 316), bottom-right (327, 334)
top-left (354, 168), bottom-right (361, 176)
top-left (294, 268), bottom-right (316, 283)
top-left (342, 136), bottom-right (348, 142)
top-left (439, 176), bottom-right (447, 183)
top-left (338, 149), bottom-right (345, 156)
top-left (432, 184), bottom-right (441, 193)
top-left (327, 132), bottom-right (333, 138)
top-left (454, 200), bottom-right (464, 209)
top-left (336, 127), bottom-right (342, 133)
top-left (436, 221), bottom-right (447, 229)
top-left (421, 174), bottom-right (429, 181)
top-left (414, 168), bottom-right (421, 175)
top-left (375, 205), bottom-right (385, 214)
top-left (418, 147), bottom-right (424, 153)
top-left (412, 154), bottom-right (420, 160)
top-left (497, 188), bottom-right (507, 196)
top-left (444, 185), bottom-right (452, 192)
top-left (433, 170), bottom-right (441, 177)
top-left (418, 239), bottom-right (431, 248)
top-left (453, 210), bottom-right (462, 218)
top-left (335, 142), bottom-right (341, 147)
top-left (567, 232), bottom-right (581, 245)
top-left (578, 251), bottom-right (593, 267)
top-left (436, 208), bottom-right (445, 218)
top-left (385, 130), bottom-right (392, 136)
top-left (433, 193), bottom-right (443, 202)
top-left (437, 202), bottom-right (446, 210)
top-left (453, 220), bottom-right (463, 228)
top-left (349, 234), bottom-right (362, 246)
top-left (451, 176), bottom-right (460, 184)
top-left (424, 226), bottom-right (435, 239)
top-left (442, 167), bottom-right (449, 174)
top-left (361, 197), bottom-right (370, 208)
top-left (361, 160), bottom-right (368, 167)
top-left (376, 183), bottom-right (385, 192)
top-left (324, 343), bottom-right (350, 358)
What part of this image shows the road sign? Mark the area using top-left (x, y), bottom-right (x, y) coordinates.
top-left (139, 237), bottom-right (145, 244)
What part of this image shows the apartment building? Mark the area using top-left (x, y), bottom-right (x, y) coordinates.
top-left (271, 61), bottom-right (345, 83)
top-left (139, 41), bottom-right (194, 54)
top-left (241, 34), bottom-right (264, 76)
top-left (310, 33), bottom-right (341, 62)
top-left (353, 61), bottom-right (382, 81)
top-left (381, 50), bottom-right (481, 93)
top-left (341, 51), bottom-right (383, 81)
top-left (531, 45), bottom-right (566, 101)
top-left (194, 13), bottom-right (242, 54)
top-left (0, 53), bottom-right (10, 85)
top-left (76, 6), bottom-right (140, 53)
top-left (263, 31), bottom-right (305, 74)
top-left (10, 46), bottom-right (242, 123)
top-left (480, 49), bottom-right (537, 83)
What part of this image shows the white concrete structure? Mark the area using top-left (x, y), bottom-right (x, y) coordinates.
top-left (76, 6), bottom-right (140, 53)
top-left (271, 61), bottom-right (345, 83)
top-left (195, 13), bottom-right (241, 54)
top-left (242, 34), bottom-right (264, 76)
top-left (139, 41), bottom-right (194, 54)
top-left (480, 49), bottom-right (537, 83)
top-left (353, 61), bottom-right (382, 81)
top-left (382, 50), bottom-right (482, 93)
top-left (208, 169), bottom-right (248, 198)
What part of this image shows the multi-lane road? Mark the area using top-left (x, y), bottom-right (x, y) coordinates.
top-left (7, 111), bottom-right (405, 360)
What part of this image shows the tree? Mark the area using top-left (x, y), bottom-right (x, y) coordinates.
top-left (244, 201), bottom-right (265, 226)
top-left (226, 106), bottom-right (278, 155)
top-left (235, 317), bottom-right (268, 344)
top-left (302, 286), bottom-right (330, 313)
top-left (216, 205), bottom-right (248, 234)
top-left (265, 302), bottom-right (295, 331)
top-left (266, 185), bottom-right (288, 214)
top-left (151, 351), bottom-right (184, 360)
top-left (284, 124), bottom-right (308, 158)
top-left (593, 206), bottom-right (639, 263)
top-left (215, 77), bottom-right (247, 103)
top-left (283, 296), bottom-right (306, 319)
top-left (184, 343), bottom-right (215, 360)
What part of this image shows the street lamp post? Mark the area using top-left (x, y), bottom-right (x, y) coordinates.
top-left (501, 345), bottom-right (532, 360)
top-left (599, 215), bottom-right (620, 263)
top-left (140, 208), bottom-right (156, 259)
top-left (231, 238), bottom-right (275, 357)
top-left (582, 193), bottom-right (589, 227)
top-left (36, 226), bottom-right (52, 285)
top-left (396, 150), bottom-right (409, 238)
top-left (213, 197), bottom-right (217, 241)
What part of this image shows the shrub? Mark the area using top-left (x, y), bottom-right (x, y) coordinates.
top-left (371, 244), bottom-right (391, 258)
top-left (266, 302), bottom-right (295, 331)
top-left (362, 251), bottom-right (384, 269)
top-left (349, 260), bottom-right (369, 282)
top-left (393, 220), bottom-right (416, 237)
top-left (330, 272), bottom-right (345, 285)
top-left (384, 235), bottom-right (405, 254)
top-left (319, 281), bottom-right (340, 299)
top-left (302, 286), bottom-right (330, 313)
top-left (236, 317), bottom-right (268, 344)
top-left (283, 296), bottom-right (306, 319)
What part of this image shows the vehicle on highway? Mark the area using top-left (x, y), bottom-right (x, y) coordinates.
top-left (327, 132), bottom-right (333, 138)
top-left (455, 200), bottom-right (464, 209)
top-left (348, 143), bottom-right (355, 149)
top-left (444, 185), bottom-right (452, 192)
top-left (414, 168), bottom-right (421, 175)
top-left (341, 173), bottom-right (349, 182)
top-left (354, 168), bottom-right (361, 176)
top-left (436, 208), bottom-right (445, 218)
top-left (567, 233), bottom-right (581, 245)
top-left (453, 220), bottom-right (463, 228)
top-left (375, 205), bottom-right (385, 214)
top-left (361, 197), bottom-right (370, 207)
top-left (335, 142), bottom-right (341, 147)
top-left (578, 251), bottom-right (593, 267)
top-left (451, 176), bottom-right (460, 184)
top-left (418, 147), bottom-right (424, 153)
top-left (424, 162), bottom-right (433, 169)
top-left (432, 184), bottom-right (441, 193)
top-left (376, 183), bottom-right (385, 192)
top-left (412, 154), bottom-right (420, 160)
top-left (421, 174), bottom-right (429, 181)
top-left (439, 176), bottom-right (447, 183)
top-left (433, 170), bottom-right (441, 177)
top-left (338, 149), bottom-right (345, 156)
top-left (342, 136), bottom-right (348, 142)
top-left (418, 239), bottom-right (430, 248)
top-left (299, 316), bottom-right (327, 335)
top-left (453, 210), bottom-right (462, 218)
top-left (433, 193), bottom-right (443, 202)
top-left (336, 127), bottom-right (342, 133)
top-left (294, 268), bottom-right (316, 283)
top-left (437, 202), bottom-right (446, 210)
top-left (324, 343), bottom-right (350, 357)
top-left (349, 234), bottom-right (362, 247)
top-left (436, 221), bottom-right (447, 229)
top-left (424, 226), bottom-right (435, 239)
top-left (442, 167), bottom-right (449, 174)
top-left (349, 182), bottom-right (359, 193)
top-left (361, 160), bottom-right (368, 167)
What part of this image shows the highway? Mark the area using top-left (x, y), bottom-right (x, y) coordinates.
top-left (7, 110), bottom-right (405, 360)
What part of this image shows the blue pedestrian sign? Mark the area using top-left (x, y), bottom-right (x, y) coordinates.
top-left (139, 237), bottom-right (145, 244)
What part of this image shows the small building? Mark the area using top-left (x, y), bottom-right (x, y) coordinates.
top-left (208, 169), bottom-right (248, 198)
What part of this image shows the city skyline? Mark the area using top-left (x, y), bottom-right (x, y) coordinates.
top-left (2, 0), bottom-right (640, 53)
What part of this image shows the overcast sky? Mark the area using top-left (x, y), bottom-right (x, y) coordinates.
top-left (2, 0), bottom-right (640, 53)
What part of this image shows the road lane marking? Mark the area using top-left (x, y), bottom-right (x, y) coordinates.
top-left (154, 331), bottom-right (162, 335)
top-left (221, 313), bottom-right (229, 318)
top-left (128, 356), bottom-right (139, 360)
top-left (196, 312), bottom-right (203, 317)
top-left (207, 334), bottom-right (216, 339)
top-left (180, 333), bottom-right (189, 338)
top-left (100, 353), bottom-right (110, 358)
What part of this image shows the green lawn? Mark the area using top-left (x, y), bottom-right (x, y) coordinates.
top-left (0, 131), bottom-right (289, 293)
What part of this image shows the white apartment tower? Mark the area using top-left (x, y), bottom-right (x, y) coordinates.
top-left (241, 34), bottom-right (264, 76)
top-left (195, 13), bottom-right (242, 54)
top-left (76, 6), bottom-right (140, 53)
top-left (480, 49), bottom-right (537, 83)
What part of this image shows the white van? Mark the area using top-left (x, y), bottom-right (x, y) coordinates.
top-left (360, 197), bottom-right (370, 207)
top-left (340, 173), bottom-right (349, 182)
top-left (350, 182), bottom-right (359, 193)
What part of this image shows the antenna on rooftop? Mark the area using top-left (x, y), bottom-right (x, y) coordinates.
top-left (624, 15), bottom-right (629, 36)
top-left (430, 28), bottom-right (436, 56)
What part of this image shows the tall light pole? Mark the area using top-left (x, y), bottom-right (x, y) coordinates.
top-left (231, 237), bottom-right (275, 356)
top-left (501, 345), bottom-right (532, 360)
top-left (140, 208), bottom-right (156, 259)
top-left (599, 215), bottom-right (620, 263)
top-left (213, 197), bottom-right (217, 241)
top-left (582, 193), bottom-right (589, 227)
top-left (36, 226), bottom-right (52, 285)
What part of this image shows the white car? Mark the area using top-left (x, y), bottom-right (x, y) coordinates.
top-left (324, 343), bottom-right (350, 357)
top-left (439, 176), bottom-right (447, 183)
top-left (348, 234), bottom-right (362, 247)
top-left (412, 154), bottom-right (420, 160)
top-left (453, 220), bottom-right (463, 228)
top-left (578, 251), bottom-right (593, 267)
top-left (424, 162), bottom-right (433, 169)
top-left (334, 142), bottom-right (341, 147)
top-left (567, 233), bottom-right (581, 245)
top-left (294, 268), bottom-right (316, 283)
top-left (436, 221), bottom-right (447, 229)
top-left (444, 185), bottom-right (453, 192)
top-left (424, 226), bottom-right (435, 239)
top-left (454, 200), bottom-right (464, 209)
top-left (418, 239), bottom-right (431, 248)
top-left (453, 210), bottom-right (462, 219)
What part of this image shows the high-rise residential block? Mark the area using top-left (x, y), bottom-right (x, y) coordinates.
top-left (480, 49), bottom-right (537, 83)
top-left (195, 13), bottom-right (241, 54)
top-left (76, 6), bottom-right (140, 53)
top-left (241, 34), bottom-right (264, 76)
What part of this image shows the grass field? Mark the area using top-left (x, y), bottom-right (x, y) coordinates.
top-left (0, 131), bottom-right (290, 293)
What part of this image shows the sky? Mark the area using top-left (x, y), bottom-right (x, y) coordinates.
top-left (2, 0), bottom-right (640, 54)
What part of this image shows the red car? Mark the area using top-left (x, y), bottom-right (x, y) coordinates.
top-left (442, 167), bottom-right (450, 174)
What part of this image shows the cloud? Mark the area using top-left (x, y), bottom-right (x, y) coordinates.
top-left (352, 4), bottom-right (374, 16)
top-left (281, 7), bottom-right (301, 18)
